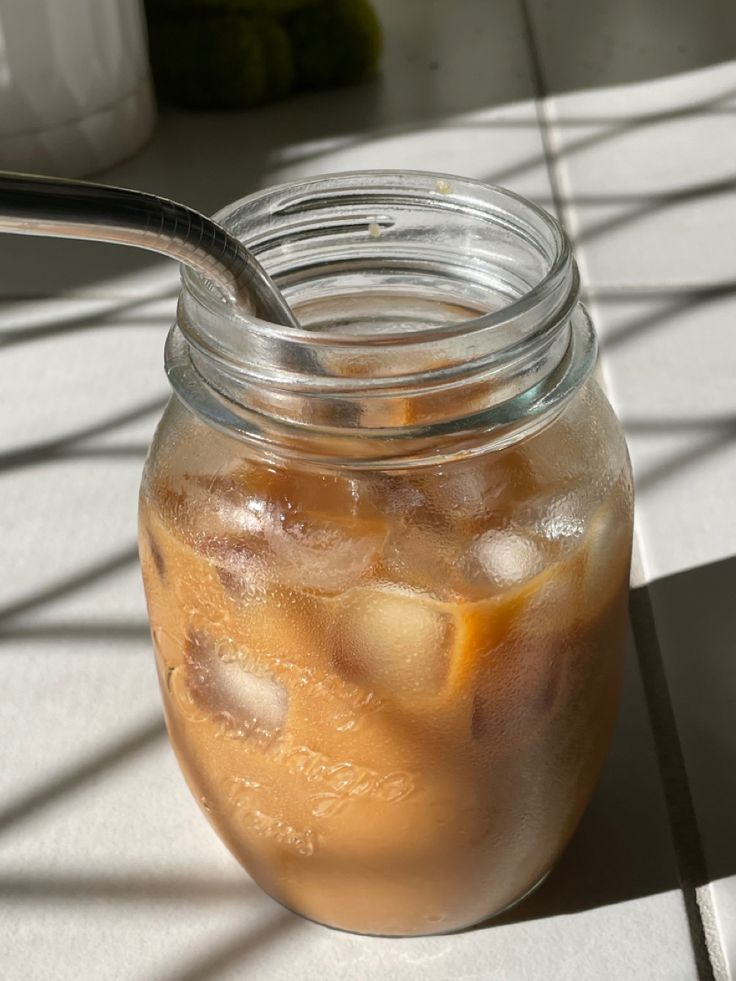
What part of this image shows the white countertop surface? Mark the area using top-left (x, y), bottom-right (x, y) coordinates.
top-left (1, 2), bottom-right (735, 978)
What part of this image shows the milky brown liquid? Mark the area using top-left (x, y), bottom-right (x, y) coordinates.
top-left (139, 414), bottom-right (632, 936)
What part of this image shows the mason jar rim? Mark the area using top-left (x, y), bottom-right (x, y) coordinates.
top-left (166, 170), bottom-right (596, 467)
top-left (180, 170), bottom-right (574, 349)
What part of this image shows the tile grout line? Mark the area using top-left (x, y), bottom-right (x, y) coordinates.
top-left (515, 0), bottom-right (569, 230)
top-left (515, 2), bottom-right (724, 978)
top-left (629, 559), bottom-right (727, 981)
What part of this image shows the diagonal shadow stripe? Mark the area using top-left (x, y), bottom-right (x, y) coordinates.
top-left (554, 173), bottom-right (736, 207)
top-left (0, 716), bottom-right (166, 835)
top-left (0, 308), bottom-right (171, 349)
top-left (574, 175), bottom-right (736, 245)
top-left (0, 544), bottom-right (140, 623)
top-left (485, 82), bottom-right (736, 191)
top-left (156, 913), bottom-right (295, 981)
top-left (624, 414), bottom-right (736, 434)
top-left (0, 873), bottom-right (253, 903)
top-left (55, 444), bottom-right (150, 458)
top-left (0, 620), bottom-right (151, 643)
top-left (271, 85), bottom-right (736, 185)
top-left (0, 395), bottom-right (167, 473)
top-left (2, 444), bottom-right (151, 471)
top-left (635, 426), bottom-right (736, 492)
top-left (0, 277), bottom-right (178, 342)
top-left (597, 283), bottom-right (736, 352)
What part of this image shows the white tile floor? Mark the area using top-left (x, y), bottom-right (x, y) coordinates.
top-left (546, 64), bottom-right (736, 290)
top-left (1, 1), bottom-right (735, 978)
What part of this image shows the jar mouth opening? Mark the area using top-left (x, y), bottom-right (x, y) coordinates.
top-left (181, 170), bottom-right (573, 349)
top-left (168, 171), bottom-right (593, 465)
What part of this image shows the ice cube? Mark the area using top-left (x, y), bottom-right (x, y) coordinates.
top-left (522, 423), bottom-right (583, 488)
top-left (471, 653), bottom-right (525, 744)
top-left (368, 473), bottom-right (427, 517)
top-left (421, 451), bottom-right (533, 530)
top-left (332, 585), bottom-right (452, 696)
top-left (239, 588), bottom-right (326, 671)
top-left (211, 659), bottom-right (287, 731)
top-left (521, 382), bottom-right (628, 493)
top-left (267, 466), bottom-right (371, 522)
top-left (514, 488), bottom-right (587, 550)
top-left (528, 558), bottom-right (580, 622)
top-left (202, 536), bottom-right (267, 597)
top-left (471, 623), bottom-right (567, 746)
top-left (381, 523), bottom-right (466, 598)
top-left (538, 492), bottom-right (587, 545)
top-left (185, 630), bottom-right (288, 732)
top-left (181, 472), bottom-right (274, 545)
top-left (268, 513), bottom-right (386, 593)
top-left (470, 529), bottom-right (547, 590)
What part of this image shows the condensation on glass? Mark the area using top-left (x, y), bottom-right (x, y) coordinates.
top-left (138, 173), bottom-right (634, 936)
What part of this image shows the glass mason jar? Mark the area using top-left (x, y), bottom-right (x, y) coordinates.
top-left (138, 172), bottom-right (633, 937)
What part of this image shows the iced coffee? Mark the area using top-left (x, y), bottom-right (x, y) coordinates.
top-left (139, 381), bottom-right (632, 936)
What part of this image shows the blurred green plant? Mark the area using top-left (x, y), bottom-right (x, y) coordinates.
top-left (144, 0), bottom-right (383, 108)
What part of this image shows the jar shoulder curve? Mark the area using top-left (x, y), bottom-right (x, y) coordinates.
top-left (139, 381), bottom-right (633, 599)
top-left (140, 382), bottom-right (632, 512)
top-left (141, 396), bottom-right (252, 501)
top-left (522, 378), bottom-right (633, 503)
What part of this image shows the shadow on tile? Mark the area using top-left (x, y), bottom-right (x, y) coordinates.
top-left (598, 283), bottom-right (736, 353)
top-left (3, 569), bottom-right (732, 942)
top-left (525, 0), bottom-right (736, 94)
top-left (497, 553), bottom-right (736, 927)
top-left (0, 619), bottom-right (151, 643)
top-left (0, 293), bottom-right (174, 349)
top-left (0, 394), bottom-right (167, 473)
top-left (0, 716), bottom-right (166, 836)
top-left (630, 419), bottom-right (736, 494)
top-left (6, 0), bottom-right (732, 298)
top-left (0, 543), bottom-right (141, 622)
top-left (645, 555), bottom-right (736, 889)
top-left (0, 0), bottom-right (541, 297)
top-left (157, 912), bottom-right (296, 981)
top-left (492, 624), bottom-right (683, 925)
top-left (0, 872), bottom-right (254, 904)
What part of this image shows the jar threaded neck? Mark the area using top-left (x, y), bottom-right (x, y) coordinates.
top-left (166, 172), bottom-right (596, 466)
